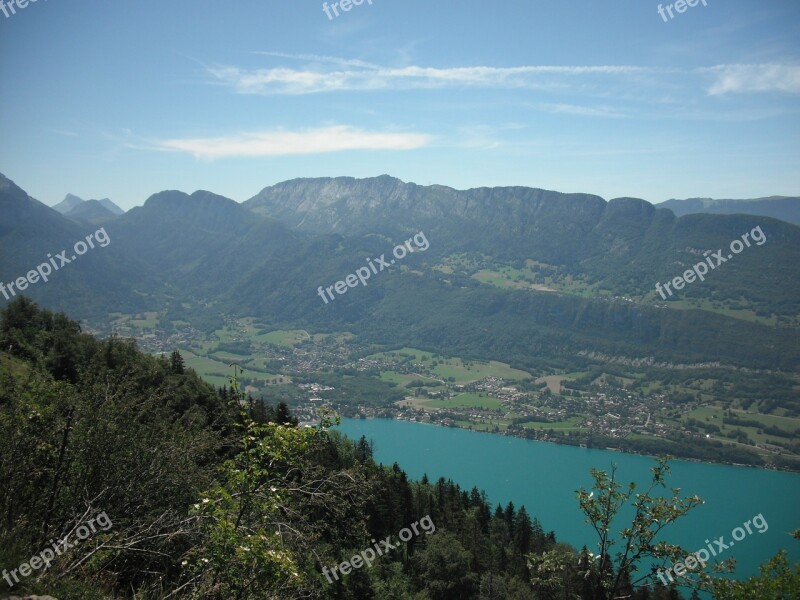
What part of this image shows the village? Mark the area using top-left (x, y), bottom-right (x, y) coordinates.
top-left (110, 314), bottom-right (755, 458)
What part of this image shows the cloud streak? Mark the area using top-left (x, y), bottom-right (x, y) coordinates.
top-left (705, 64), bottom-right (800, 95)
top-left (204, 56), bottom-right (800, 99)
top-left (152, 126), bottom-right (432, 160)
top-left (205, 61), bottom-right (652, 95)
top-left (535, 103), bottom-right (628, 118)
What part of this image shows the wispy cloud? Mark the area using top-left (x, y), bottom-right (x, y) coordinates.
top-left (150, 126), bottom-right (432, 160)
top-left (205, 59), bottom-right (652, 95)
top-left (249, 51), bottom-right (379, 70)
top-left (704, 64), bottom-right (800, 95)
top-left (204, 56), bottom-right (800, 101)
top-left (535, 103), bottom-right (627, 118)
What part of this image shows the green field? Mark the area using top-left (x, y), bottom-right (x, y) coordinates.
top-left (211, 350), bottom-right (253, 361)
top-left (731, 410), bottom-right (800, 429)
top-left (369, 347), bottom-right (438, 362)
top-left (422, 393), bottom-right (504, 411)
top-left (677, 404), bottom-right (800, 449)
top-left (182, 351), bottom-right (231, 387)
top-left (233, 317), bottom-right (260, 333)
top-left (379, 371), bottom-right (441, 386)
top-left (253, 330), bottom-right (311, 346)
top-left (111, 311), bottom-right (159, 330)
top-left (664, 298), bottom-right (780, 327)
top-left (452, 418), bottom-right (510, 432)
top-left (685, 405), bottom-right (726, 421)
top-left (433, 359), bottom-right (531, 383)
top-left (438, 254), bottom-right (599, 298)
top-left (182, 351), bottom-right (228, 371)
top-left (519, 417), bottom-right (584, 431)
top-left (370, 347), bottom-right (532, 384)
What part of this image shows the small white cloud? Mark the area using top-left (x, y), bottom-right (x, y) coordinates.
top-left (249, 52), bottom-right (379, 70)
top-left (705, 64), bottom-right (800, 95)
top-left (535, 103), bottom-right (627, 118)
top-left (153, 125), bottom-right (432, 160)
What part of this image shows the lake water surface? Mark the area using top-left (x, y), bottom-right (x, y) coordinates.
top-left (338, 418), bottom-right (800, 580)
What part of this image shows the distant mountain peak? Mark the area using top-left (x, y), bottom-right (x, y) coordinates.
top-left (142, 189), bottom-right (240, 211)
top-left (134, 189), bottom-right (257, 232)
top-left (52, 193), bottom-right (85, 214)
top-left (52, 193), bottom-right (124, 215)
top-left (64, 199), bottom-right (118, 224)
top-left (659, 196), bottom-right (800, 226)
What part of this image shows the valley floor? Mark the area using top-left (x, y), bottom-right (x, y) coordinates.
top-left (97, 313), bottom-right (800, 473)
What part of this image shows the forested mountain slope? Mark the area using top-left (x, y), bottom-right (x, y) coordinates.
top-left (2, 173), bottom-right (799, 371)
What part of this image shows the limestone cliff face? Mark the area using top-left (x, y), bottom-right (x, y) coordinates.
top-left (244, 175), bottom-right (680, 267)
top-left (246, 175), bottom-right (610, 240)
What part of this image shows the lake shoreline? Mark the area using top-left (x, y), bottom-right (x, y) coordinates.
top-left (344, 414), bottom-right (799, 474)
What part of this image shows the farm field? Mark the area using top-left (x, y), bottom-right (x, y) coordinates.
top-left (369, 347), bottom-right (438, 362)
top-left (432, 359), bottom-right (532, 383)
top-left (182, 351), bottom-right (230, 387)
top-left (253, 330), bottom-right (311, 346)
top-left (421, 392), bottom-right (504, 411)
top-left (519, 418), bottom-right (584, 431)
top-left (379, 371), bottom-right (441, 386)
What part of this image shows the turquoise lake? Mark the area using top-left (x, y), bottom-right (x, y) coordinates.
top-left (337, 418), bottom-right (800, 581)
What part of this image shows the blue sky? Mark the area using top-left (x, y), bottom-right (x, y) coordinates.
top-left (0, 0), bottom-right (798, 210)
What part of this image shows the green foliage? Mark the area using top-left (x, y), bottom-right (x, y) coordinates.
top-left (575, 458), bottom-right (704, 599)
top-left (710, 550), bottom-right (800, 600)
top-left (411, 531), bottom-right (475, 599)
top-left (182, 420), bottom-right (319, 598)
top-left (0, 298), bottom-right (236, 596)
top-left (308, 371), bottom-right (407, 407)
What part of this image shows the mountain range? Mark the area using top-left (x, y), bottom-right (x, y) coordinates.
top-left (658, 196), bottom-right (800, 226)
top-left (1, 172), bottom-right (799, 372)
top-left (52, 192), bottom-right (125, 223)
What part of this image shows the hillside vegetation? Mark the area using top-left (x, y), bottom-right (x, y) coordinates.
top-left (3, 299), bottom-right (798, 598)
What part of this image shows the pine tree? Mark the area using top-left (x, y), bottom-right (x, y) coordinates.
top-left (504, 501), bottom-right (516, 528)
top-left (513, 506), bottom-right (533, 556)
top-left (530, 516), bottom-right (547, 553)
top-left (169, 349), bottom-right (184, 374)
top-left (355, 435), bottom-right (373, 462)
top-left (275, 401), bottom-right (297, 425)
